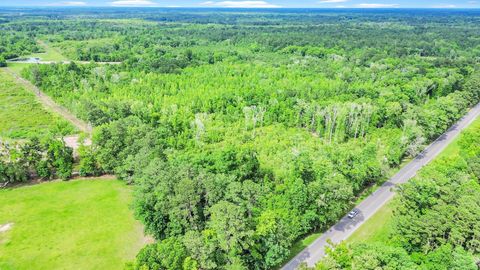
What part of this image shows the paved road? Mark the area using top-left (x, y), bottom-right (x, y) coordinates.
top-left (282, 102), bottom-right (480, 269)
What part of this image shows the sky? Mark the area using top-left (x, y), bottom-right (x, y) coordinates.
top-left (0, 0), bottom-right (478, 9)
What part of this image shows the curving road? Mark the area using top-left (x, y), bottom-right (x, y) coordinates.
top-left (282, 102), bottom-right (480, 269)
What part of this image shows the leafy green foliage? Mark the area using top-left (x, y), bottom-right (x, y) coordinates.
top-left (131, 237), bottom-right (190, 270)
top-left (0, 31), bottom-right (39, 60)
top-left (3, 8), bottom-right (480, 269)
top-left (0, 69), bottom-right (75, 139)
top-left (0, 56), bottom-right (6, 67)
top-left (78, 145), bottom-right (102, 177)
top-left (315, 124), bottom-right (480, 270)
top-left (0, 136), bottom-right (74, 184)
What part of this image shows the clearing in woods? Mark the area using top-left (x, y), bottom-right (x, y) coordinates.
top-left (3, 68), bottom-right (91, 135)
top-left (0, 69), bottom-right (75, 139)
top-left (24, 39), bottom-right (69, 62)
top-left (0, 179), bottom-right (149, 270)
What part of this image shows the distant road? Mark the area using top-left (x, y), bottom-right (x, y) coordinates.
top-left (282, 102), bottom-right (480, 269)
top-left (7, 59), bottom-right (121, 65)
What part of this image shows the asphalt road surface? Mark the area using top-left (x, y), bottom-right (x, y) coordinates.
top-left (282, 102), bottom-right (480, 269)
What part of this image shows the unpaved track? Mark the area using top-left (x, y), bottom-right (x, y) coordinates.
top-left (4, 68), bottom-right (92, 134)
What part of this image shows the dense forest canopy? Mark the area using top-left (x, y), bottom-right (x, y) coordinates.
top-left (1, 8), bottom-right (480, 269)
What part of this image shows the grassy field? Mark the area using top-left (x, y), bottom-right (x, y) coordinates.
top-left (0, 179), bottom-right (147, 270)
top-left (0, 69), bottom-right (74, 139)
top-left (4, 63), bottom-right (27, 75)
top-left (436, 112), bottom-right (480, 159)
top-left (23, 40), bottom-right (68, 62)
top-left (347, 201), bottom-right (395, 244)
top-left (347, 113), bottom-right (480, 245)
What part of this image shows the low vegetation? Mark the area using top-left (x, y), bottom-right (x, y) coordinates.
top-left (0, 30), bottom-right (39, 60)
top-left (0, 69), bottom-right (74, 139)
top-left (0, 179), bottom-right (146, 270)
top-left (0, 136), bottom-right (76, 186)
top-left (22, 40), bottom-right (68, 62)
top-left (0, 8), bottom-right (479, 269)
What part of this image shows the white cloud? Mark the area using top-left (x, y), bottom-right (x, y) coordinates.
top-left (319, 0), bottom-right (348, 3)
top-left (432, 4), bottom-right (457, 8)
top-left (467, 1), bottom-right (478, 3)
top-left (356, 3), bottom-right (400, 8)
top-left (50, 1), bottom-right (87, 6)
top-left (200, 1), bottom-right (280, 8)
top-left (110, 0), bottom-right (159, 6)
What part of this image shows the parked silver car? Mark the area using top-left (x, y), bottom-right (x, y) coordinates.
top-left (348, 209), bottom-right (360, 219)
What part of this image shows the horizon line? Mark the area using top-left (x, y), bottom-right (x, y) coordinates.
top-left (1, 6), bottom-right (480, 9)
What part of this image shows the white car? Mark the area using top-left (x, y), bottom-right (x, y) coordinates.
top-left (348, 209), bottom-right (359, 219)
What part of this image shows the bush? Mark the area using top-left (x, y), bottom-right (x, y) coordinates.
top-left (79, 146), bottom-right (102, 177)
top-left (131, 237), bottom-right (193, 270)
top-left (0, 137), bottom-right (75, 184)
top-left (0, 56), bottom-right (6, 67)
top-left (47, 139), bottom-right (74, 180)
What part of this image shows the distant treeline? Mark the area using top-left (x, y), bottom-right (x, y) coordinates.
top-left (1, 9), bottom-right (479, 269)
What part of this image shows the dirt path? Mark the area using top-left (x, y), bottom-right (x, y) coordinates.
top-left (64, 135), bottom-right (91, 149)
top-left (4, 68), bottom-right (92, 135)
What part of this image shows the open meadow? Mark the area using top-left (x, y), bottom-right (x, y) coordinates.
top-left (0, 179), bottom-right (147, 270)
top-left (22, 40), bottom-right (68, 62)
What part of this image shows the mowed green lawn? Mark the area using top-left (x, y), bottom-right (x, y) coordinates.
top-left (0, 179), bottom-right (147, 270)
top-left (347, 201), bottom-right (394, 244)
top-left (0, 69), bottom-right (74, 139)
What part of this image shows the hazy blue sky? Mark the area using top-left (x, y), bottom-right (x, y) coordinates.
top-left (0, 0), bottom-right (478, 9)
